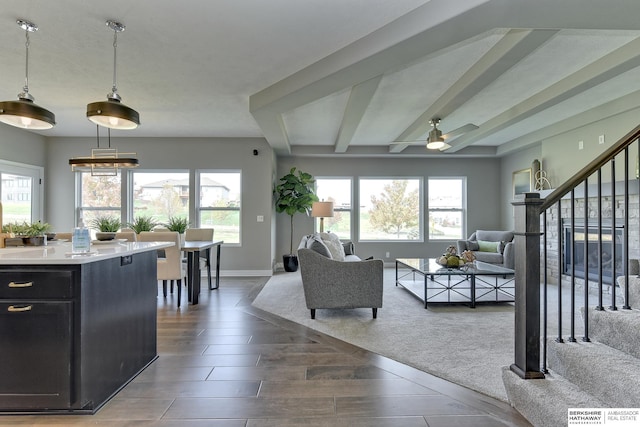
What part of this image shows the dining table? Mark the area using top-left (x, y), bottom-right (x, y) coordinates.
top-left (182, 240), bottom-right (223, 305)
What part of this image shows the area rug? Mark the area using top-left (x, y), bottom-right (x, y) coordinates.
top-left (252, 269), bottom-right (515, 401)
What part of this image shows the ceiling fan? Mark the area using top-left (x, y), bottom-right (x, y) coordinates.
top-left (392, 118), bottom-right (478, 151)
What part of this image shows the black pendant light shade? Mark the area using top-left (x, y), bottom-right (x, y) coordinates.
top-left (0, 20), bottom-right (55, 130)
top-left (0, 97), bottom-right (56, 130)
top-left (87, 98), bottom-right (140, 130)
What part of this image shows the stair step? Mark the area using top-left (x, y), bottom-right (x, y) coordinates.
top-left (587, 307), bottom-right (640, 359)
top-left (547, 338), bottom-right (640, 408)
top-left (502, 366), bottom-right (604, 427)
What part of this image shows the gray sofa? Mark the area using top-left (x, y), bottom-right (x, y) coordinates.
top-left (457, 230), bottom-right (515, 269)
top-left (297, 233), bottom-right (383, 319)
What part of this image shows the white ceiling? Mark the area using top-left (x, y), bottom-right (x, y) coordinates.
top-left (2, 0), bottom-right (640, 158)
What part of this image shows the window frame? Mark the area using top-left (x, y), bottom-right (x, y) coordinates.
top-left (0, 159), bottom-right (44, 224)
top-left (128, 169), bottom-right (191, 225)
top-left (358, 176), bottom-right (423, 242)
top-left (427, 176), bottom-right (467, 241)
top-left (314, 177), bottom-right (353, 240)
top-left (195, 169), bottom-right (242, 246)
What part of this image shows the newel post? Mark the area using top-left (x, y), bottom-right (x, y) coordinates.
top-left (510, 192), bottom-right (545, 379)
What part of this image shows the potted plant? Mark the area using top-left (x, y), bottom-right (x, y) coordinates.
top-left (127, 215), bottom-right (158, 234)
top-left (2, 221), bottom-right (51, 246)
top-left (164, 216), bottom-right (189, 246)
top-left (90, 215), bottom-right (121, 241)
top-left (164, 216), bottom-right (189, 233)
top-left (274, 167), bottom-right (318, 272)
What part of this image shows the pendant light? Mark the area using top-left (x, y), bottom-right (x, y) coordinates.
top-left (69, 125), bottom-right (139, 176)
top-left (86, 20), bottom-right (140, 130)
top-left (0, 20), bottom-right (55, 130)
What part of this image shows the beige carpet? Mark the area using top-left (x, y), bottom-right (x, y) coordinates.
top-left (252, 269), bottom-right (515, 401)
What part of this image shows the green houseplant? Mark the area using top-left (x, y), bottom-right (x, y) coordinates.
top-left (164, 216), bottom-right (189, 234)
top-left (90, 215), bottom-right (121, 240)
top-left (274, 167), bottom-right (318, 272)
top-left (2, 221), bottom-right (51, 246)
top-left (127, 215), bottom-right (158, 234)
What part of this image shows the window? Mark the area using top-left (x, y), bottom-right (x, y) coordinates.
top-left (197, 171), bottom-right (241, 244)
top-left (131, 171), bottom-right (189, 224)
top-left (428, 177), bottom-right (465, 240)
top-left (359, 178), bottom-right (421, 241)
top-left (315, 178), bottom-right (352, 239)
top-left (77, 172), bottom-right (121, 226)
top-left (0, 160), bottom-right (43, 225)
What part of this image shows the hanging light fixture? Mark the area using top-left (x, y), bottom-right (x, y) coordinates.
top-left (0, 19), bottom-right (55, 130)
top-left (425, 118), bottom-right (446, 150)
top-left (86, 20), bottom-right (140, 130)
top-left (69, 125), bottom-right (139, 176)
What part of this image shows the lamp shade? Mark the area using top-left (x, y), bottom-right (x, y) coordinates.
top-left (0, 99), bottom-right (56, 130)
top-left (87, 99), bottom-right (140, 130)
top-left (311, 201), bottom-right (334, 218)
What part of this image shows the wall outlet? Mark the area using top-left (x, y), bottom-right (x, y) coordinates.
top-left (257, 215), bottom-right (264, 222)
top-left (599, 134), bottom-right (605, 144)
top-left (578, 140), bottom-right (584, 150)
top-left (385, 252), bottom-right (390, 258)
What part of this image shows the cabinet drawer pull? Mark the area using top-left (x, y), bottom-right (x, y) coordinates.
top-left (8, 305), bottom-right (32, 312)
top-left (8, 281), bottom-right (34, 288)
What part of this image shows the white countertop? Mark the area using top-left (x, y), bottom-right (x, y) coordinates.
top-left (0, 241), bottom-right (172, 265)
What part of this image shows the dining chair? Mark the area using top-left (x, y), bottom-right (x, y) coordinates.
top-left (115, 229), bottom-right (137, 242)
top-left (138, 231), bottom-right (186, 307)
top-left (185, 228), bottom-right (214, 289)
top-left (54, 232), bottom-right (73, 241)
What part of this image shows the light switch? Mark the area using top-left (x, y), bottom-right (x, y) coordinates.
top-left (599, 135), bottom-right (605, 144)
top-left (578, 140), bottom-right (584, 150)
top-left (257, 215), bottom-right (264, 222)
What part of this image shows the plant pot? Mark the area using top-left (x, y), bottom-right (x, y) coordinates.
top-left (283, 254), bottom-right (299, 272)
top-left (95, 232), bottom-right (116, 241)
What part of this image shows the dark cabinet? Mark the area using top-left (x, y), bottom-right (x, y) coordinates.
top-left (0, 250), bottom-right (158, 414)
top-left (0, 301), bottom-right (72, 409)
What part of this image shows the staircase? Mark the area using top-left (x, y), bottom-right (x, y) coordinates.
top-left (502, 124), bottom-right (640, 426)
top-left (502, 297), bottom-right (640, 426)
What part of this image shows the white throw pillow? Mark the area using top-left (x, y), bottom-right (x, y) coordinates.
top-left (320, 232), bottom-right (345, 261)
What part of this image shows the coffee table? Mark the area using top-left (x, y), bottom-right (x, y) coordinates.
top-left (395, 258), bottom-right (515, 308)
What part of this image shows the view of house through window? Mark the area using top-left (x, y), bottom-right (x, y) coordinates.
top-left (131, 172), bottom-right (189, 224)
top-left (0, 161), bottom-right (42, 225)
top-left (428, 177), bottom-right (465, 240)
top-left (315, 178), bottom-right (352, 239)
top-left (197, 171), bottom-right (241, 244)
top-left (1, 173), bottom-right (33, 224)
top-left (359, 178), bottom-right (421, 241)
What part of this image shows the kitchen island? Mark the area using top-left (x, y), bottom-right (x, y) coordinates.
top-left (0, 240), bottom-right (170, 414)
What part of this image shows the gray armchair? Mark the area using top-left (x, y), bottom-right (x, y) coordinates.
top-left (297, 248), bottom-right (383, 319)
top-left (457, 230), bottom-right (515, 269)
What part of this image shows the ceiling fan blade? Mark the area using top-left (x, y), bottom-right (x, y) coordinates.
top-left (438, 142), bottom-right (452, 151)
top-left (389, 140), bottom-right (425, 145)
top-left (442, 123), bottom-right (478, 139)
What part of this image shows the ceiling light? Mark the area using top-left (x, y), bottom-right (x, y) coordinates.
top-left (426, 120), bottom-right (445, 149)
top-left (0, 20), bottom-right (55, 130)
top-left (86, 20), bottom-right (140, 130)
top-left (69, 126), bottom-right (139, 176)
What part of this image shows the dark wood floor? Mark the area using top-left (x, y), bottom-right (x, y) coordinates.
top-left (2, 276), bottom-right (531, 426)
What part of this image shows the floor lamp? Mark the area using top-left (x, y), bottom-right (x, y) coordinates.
top-left (311, 201), bottom-right (334, 233)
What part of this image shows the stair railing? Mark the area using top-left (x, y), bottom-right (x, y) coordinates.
top-left (511, 123), bottom-right (640, 379)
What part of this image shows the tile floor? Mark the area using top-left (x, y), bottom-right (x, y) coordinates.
top-left (1, 276), bottom-right (531, 426)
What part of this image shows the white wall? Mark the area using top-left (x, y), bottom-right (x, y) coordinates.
top-left (0, 124), bottom-right (47, 166)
